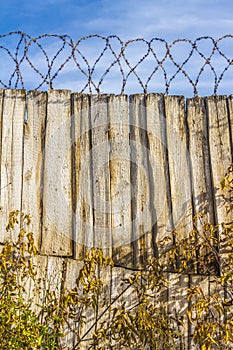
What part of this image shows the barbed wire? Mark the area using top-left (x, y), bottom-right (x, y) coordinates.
top-left (0, 31), bottom-right (233, 95)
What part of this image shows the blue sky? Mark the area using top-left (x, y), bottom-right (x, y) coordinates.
top-left (0, 0), bottom-right (233, 96)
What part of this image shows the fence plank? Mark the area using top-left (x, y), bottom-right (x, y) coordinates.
top-left (186, 98), bottom-right (216, 273)
top-left (206, 96), bottom-right (232, 223)
top-left (110, 266), bottom-right (148, 349)
top-left (129, 94), bottom-right (153, 267)
top-left (41, 90), bottom-right (72, 256)
top-left (188, 275), bottom-right (210, 350)
top-left (187, 97), bottom-right (215, 224)
top-left (0, 89), bottom-right (3, 180)
top-left (25, 255), bottom-right (49, 312)
top-left (228, 95), bottom-right (233, 160)
top-left (72, 94), bottom-right (94, 259)
top-left (90, 95), bottom-right (111, 256)
top-left (0, 89), bottom-right (25, 242)
top-left (0, 88), bottom-right (3, 219)
top-left (62, 259), bottom-right (83, 349)
top-left (164, 96), bottom-right (193, 241)
top-left (146, 94), bottom-right (173, 257)
top-left (168, 273), bottom-right (189, 349)
top-left (22, 91), bottom-right (47, 250)
top-left (206, 96), bottom-right (232, 274)
top-left (108, 94), bottom-right (132, 266)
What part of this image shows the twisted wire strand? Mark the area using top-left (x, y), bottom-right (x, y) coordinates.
top-left (0, 31), bottom-right (233, 95)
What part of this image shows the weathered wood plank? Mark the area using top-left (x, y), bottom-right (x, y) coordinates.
top-left (63, 258), bottom-right (82, 290)
top-left (46, 255), bottom-right (65, 292)
top-left (189, 275), bottom-right (211, 350)
top-left (146, 94), bottom-right (173, 257)
top-left (90, 95), bottom-right (111, 256)
top-left (129, 94), bottom-right (153, 267)
top-left (41, 90), bottom-right (72, 256)
top-left (110, 266), bottom-right (136, 316)
top-left (72, 94), bottom-right (94, 259)
top-left (62, 258), bottom-right (83, 349)
top-left (187, 97), bottom-right (215, 224)
top-left (0, 88), bottom-right (3, 192)
top-left (108, 94), bottom-right (132, 266)
top-left (206, 96), bottom-right (232, 273)
top-left (21, 91), bottom-right (47, 250)
top-left (186, 98), bottom-right (216, 273)
top-left (73, 263), bottom-right (107, 349)
top-left (0, 88), bottom-right (3, 230)
top-left (26, 255), bottom-right (65, 304)
top-left (228, 95), bottom-right (233, 160)
top-left (164, 96), bottom-right (193, 240)
top-left (0, 89), bottom-right (26, 242)
top-left (24, 255), bottom-right (49, 313)
top-left (168, 273), bottom-right (189, 349)
top-left (206, 96), bottom-right (232, 223)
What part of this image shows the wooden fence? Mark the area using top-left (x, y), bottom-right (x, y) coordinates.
top-left (0, 89), bottom-right (232, 348)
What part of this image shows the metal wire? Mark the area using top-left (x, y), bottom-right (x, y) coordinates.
top-left (0, 31), bottom-right (233, 95)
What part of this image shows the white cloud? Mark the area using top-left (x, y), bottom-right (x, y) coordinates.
top-left (75, 0), bottom-right (233, 40)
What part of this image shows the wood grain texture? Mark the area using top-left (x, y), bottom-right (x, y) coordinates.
top-left (62, 259), bottom-right (83, 349)
top-left (0, 89), bottom-right (26, 242)
top-left (0, 89), bottom-right (3, 195)
top-left (187, 97), bottom-right (215, 224)
top-left (41, 90), bottom-right (73, 256)
top-left (72, 93), bottom-right (93, 259)
top-left (108, 95), bottom-right (132, 265)
top-left (206, 96), bottom-right (232, 223)
top-left (228, 95), bottom-right (233, 160)
top-left (22, 91), bottom-right (47, 250)
top-left (164, 96), bottom-right (193, 240)
top-left (206, 96), bottom-right (232, 271)
top-left (186, 98), bottom-right (216, 273)
top-left (129, 94), bottom-right (153, 267)
top-left (27, 255), bottom-right (64, 307)
top-left (188, 275), bottom-right (210, 350)
top-left (90, 95), bottom-right (111, 256)
top-left (24, 255), bottom-right (49, 313)
top-left (110, 265), bottom-right (136, 318)
top-left (168, 273), bottom-right (189, 349)
top-left (146, 94), bottom-right (173, 257)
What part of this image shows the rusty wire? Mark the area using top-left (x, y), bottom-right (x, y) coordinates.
top-left (0, 31), bottom-right (233, 95)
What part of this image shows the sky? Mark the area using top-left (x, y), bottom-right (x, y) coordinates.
top-left (0, 0), bottom-right (233, 96)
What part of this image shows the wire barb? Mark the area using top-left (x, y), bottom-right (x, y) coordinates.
top-left (0, 32), bottom-right (233, 95)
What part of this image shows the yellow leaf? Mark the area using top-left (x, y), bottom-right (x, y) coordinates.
top-left (187, 310), bottom-right (193, 325)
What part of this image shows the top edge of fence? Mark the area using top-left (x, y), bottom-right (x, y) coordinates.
top-left (1, 32), bottom-right (233, 96)
top-left (1, 87), bottom-right (233, 100)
